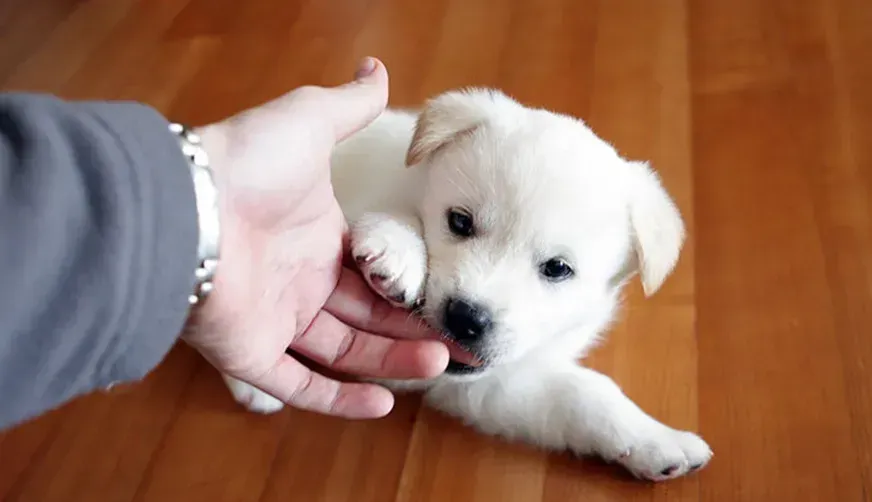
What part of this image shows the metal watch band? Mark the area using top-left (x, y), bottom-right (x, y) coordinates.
top-left (169, 122), bottom-right (221, 306)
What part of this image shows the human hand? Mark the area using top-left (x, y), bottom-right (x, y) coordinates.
top-left (183, 58), bottom-right (459, 419)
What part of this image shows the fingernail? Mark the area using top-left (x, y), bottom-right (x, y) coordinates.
top-left (355, 57), bottom-right (377, 79)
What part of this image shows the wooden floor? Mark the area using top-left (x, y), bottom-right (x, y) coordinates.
top-left (2, 0), bottom-right (872, 500)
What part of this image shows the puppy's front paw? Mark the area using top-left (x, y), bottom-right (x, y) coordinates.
top-left (609, 425), bottom-right (712, 482)
top-left (351, 214), bottom-right (427, 309)
top-left (222, 375), bottom-right (285, 414)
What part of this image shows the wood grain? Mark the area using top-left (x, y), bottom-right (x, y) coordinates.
top-left (1, 0), bottom-right (870, 500)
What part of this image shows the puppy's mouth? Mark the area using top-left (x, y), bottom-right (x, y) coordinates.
top-left (436, 332), bottom-right (486, 372)
top-left (414, 299), bottom-right (486, 373)
top-left (445, 359), bottom-right (487, 374)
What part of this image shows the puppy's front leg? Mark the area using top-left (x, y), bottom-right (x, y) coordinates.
top-left (350, 212), bottom-right (427, 308)
top-left (425, 364), bottom-right (712, 482)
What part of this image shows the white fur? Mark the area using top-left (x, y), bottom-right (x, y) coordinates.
top-left (222, 89), bottom-right (710, 482)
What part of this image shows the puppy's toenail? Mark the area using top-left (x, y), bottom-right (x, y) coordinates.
top-left (660, 465), bottom-right (679, 476)
top-left (370, 273), bottom-right (389, 283)
top-left (689, 463), bottom-right (703, 471)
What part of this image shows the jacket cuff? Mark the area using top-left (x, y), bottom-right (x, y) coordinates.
top-left (75, 101), bottom-right (199, 386)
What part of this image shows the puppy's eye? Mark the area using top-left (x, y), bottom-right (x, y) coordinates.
top-left (447, 208), bottom-right (474, 237)
top-left (540, 258), bottom-right (574, 282)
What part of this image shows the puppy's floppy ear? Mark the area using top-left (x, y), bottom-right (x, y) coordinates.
top-left (626, 160), bottom-right (686, 296)
top-left (406, 88), bottom-right (511, 167)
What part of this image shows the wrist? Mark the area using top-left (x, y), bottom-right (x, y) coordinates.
top-left (169, 122), bottom-right (221, 306)
top-left (192, 124), bottom-right (228, 177)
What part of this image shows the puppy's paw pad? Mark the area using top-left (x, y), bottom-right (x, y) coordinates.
top-left (618, 428), bottom-right (712, 482)
top-left (224, 377), bottom-right (285, 414)
top-left (351, 218), bottom-right (426, 309)
top-left (357, 251), bottom-right (423, 308)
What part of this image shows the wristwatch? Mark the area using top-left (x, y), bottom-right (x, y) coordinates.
top-left (169, 122), bottom-right (221, 306)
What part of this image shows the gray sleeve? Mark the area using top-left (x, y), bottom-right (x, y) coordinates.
top-left (0, 93), bottom-right (199, 430)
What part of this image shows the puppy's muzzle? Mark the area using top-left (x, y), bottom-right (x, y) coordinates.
top-left (443, 297), bottom-right (493, 344)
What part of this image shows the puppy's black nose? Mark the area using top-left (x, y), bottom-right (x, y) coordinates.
top-left (444, 298), bottom-right (493, 342)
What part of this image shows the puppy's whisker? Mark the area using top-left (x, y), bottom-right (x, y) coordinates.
top-left (453, 168), bottom-right (481, 199)
top-left (446, 175), bottom-right (474, 201)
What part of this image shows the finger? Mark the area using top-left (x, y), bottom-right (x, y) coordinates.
top-left (322, 57), bottom-right (390, 143)
top-left (291, 308), bottom-right (449, 379)
top-left (250, 354), bottom-right (395, 419)
top-left (325, 266), bottom-right (435, 339)
top-left (229, 57), bottom-right (386, 149)
top-left (325, 267), bottom-right (483, 366)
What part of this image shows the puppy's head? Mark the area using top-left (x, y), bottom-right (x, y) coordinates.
top-left (407, 89), bottom-right (685, 376)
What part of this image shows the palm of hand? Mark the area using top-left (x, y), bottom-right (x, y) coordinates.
top-left (206, 176), bottom-right (346, 381)
top-left (183, 61), bottom-right (451, 419)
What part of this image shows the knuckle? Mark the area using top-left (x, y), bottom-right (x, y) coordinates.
top-left (289, 369), bottom-right (316, 405)
top-left (290, 84), bottom-right (327, 103)
top-left (368, 296), bottom-right (397, 327)
top-left (331, 329), bottom-right (357, 366)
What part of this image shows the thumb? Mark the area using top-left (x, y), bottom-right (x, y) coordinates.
top-left (323, 57), bottom-right (390, 143)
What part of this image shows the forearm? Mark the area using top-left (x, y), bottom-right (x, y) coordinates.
top-left (0, 93), bottom-right (198, 429)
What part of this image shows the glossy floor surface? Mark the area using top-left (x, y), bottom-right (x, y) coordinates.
top-left (2, 0), bottom-right (872, 500)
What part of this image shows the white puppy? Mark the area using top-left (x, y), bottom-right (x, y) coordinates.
top-left (223, 88), bottom-right (712, 482)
